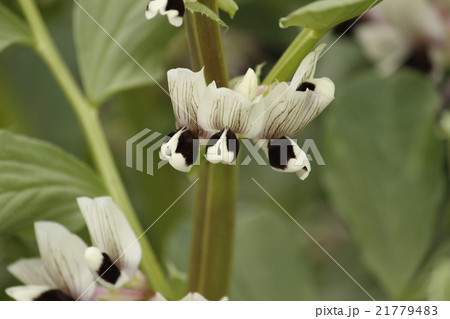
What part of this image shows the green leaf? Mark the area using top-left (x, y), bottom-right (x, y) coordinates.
top-left (231, 204), bottom-right (317, 300)
top-left (218, 0), bottom-right (239, 19)
top-left (185, 2), bottom-right (227, 28)
top-left (73, 0), bottom-right (178, 105)
top-left (322, 71), bottom-right (446, 298)
top-left (427, 258), bottom-right (450, 301)
top-left (280, 0), bottom-right (384, 30)
top-left (0, 131), bottom-right (106, 235)
top-left (0, 3), bottom-right (33, 53)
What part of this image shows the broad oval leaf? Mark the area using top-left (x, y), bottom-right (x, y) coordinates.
top-left (0, 3), bottom-right (33, 53)
top-left (322, 71), bottom-right (446, 298)
top-left (280, 0), bottom-right (384, 30)
top-left (73, 0), bottom-right (178, 105)
top-left (0, 131), bottom-right (106, 234)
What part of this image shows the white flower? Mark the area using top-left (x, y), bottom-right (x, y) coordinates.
top-left (354, 0), bottom-right (447, 77)
top-left (145, 0), bottom-right (197, 27)
top-left (260, 44), bottom-right (335, 180)
top-left (77, 197), bottom-right (142, 289)
top-left (159, 68), bottom-right (207, 172)
top-left (198, 68), bottom-right (265, 164)
top-left (154, 292), bottom-right (228, 301)
top-left (6, 222), bottom-right (95, 301)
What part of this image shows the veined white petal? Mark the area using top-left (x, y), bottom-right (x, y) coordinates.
top-left (7, 258), bottom-right (55, 287)
top-left (198, 83), bottom-right (266, 138)
top-left (260, 82), bottom-right (292, 139)
top-left (159, 128), bottom-right (199, 172)
top-left (168, 68), bottom-right (207, 133)
top-left (205, 129), bottom-right (239, 165)
top-left (234, 68), bottom-right (258, 101)
top-left (145, 0), bottom-right (168, 20)
top-left (34, 222), bottom-right (94, 300)
top-left (266, 136), bottom-right (310, 176)
top-left (285, 78), bottom-right (335, 136)
top-left (77, 197), bottom-right (142, 286)
top-left (291, 44), bottom-right (326, 88)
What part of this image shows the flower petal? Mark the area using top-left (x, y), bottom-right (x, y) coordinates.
top-left (168, 68), bottom-right (207, 134)
top-left (205, 129), bottom-right (239, 164)
top-left (77, 197), bottom-right (142, 284)
top-left (266, 136), bottom-right (310, 176)
top-left (7, 258), bottom-right (55, 287)
top-left (234, 68), bottom-right (258, 101)
top-left (34, 222), bottom-right (94, 300)
top-left (6, 285), bottom-right (74, 301)
top-left (198, 82), bottom-right (266, 138)
top-left (84, 247), bottom-right (130, 289)
top-left (159, 128), bottom-right (199, 172)
top-left (146, 0), bottom-right (185, 27)
top-left (145, 0), bottom-right (168, 20)
top-left (291, 43), bottom-right (326, 88)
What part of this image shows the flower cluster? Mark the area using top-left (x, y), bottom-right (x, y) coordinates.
top-left (160, 45), bottom-right (335, 180)
top-left (355, 0), bottom-right (450, 79)
top-left (5, 197), bottom-right (227, 301)
top-left (6, 197), bottom-right (143, 301)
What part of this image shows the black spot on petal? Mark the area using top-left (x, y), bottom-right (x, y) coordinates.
top-left (268, 137), bottom-right (296, 170)
top-left (205, 129), bottom-right (240, 163)
top-left (176, 129), bottom-right (198, 166)
top-left (34, 289), bottom-right (75, 301)
top-left (97, 253), bottom-right (121, 285)
top-left (166, 0), bottom-right (185, 17)
top-left (225, 130), bottom-right (240, 162)
top-left (297, 82), bottom-right (316, 92)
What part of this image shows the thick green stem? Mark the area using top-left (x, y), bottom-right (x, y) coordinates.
top-left (17, 0), bottom-right (172, 299)
top-left (263, 28), bottom-right (327, 85)
top-left (185, 0), bottom-right (237, 300)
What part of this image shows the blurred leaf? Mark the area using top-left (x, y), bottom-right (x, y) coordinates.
top-left (73, 0), bottom-right (177, 105)
top-left (218, 0), bottom-right (238, 19)
top-left (231, 203), bottom-right (317, 300)
top-left (0, 130), bottom-right (106, 235)
top-left (185, 2), bottom-right (227, 27)
top-left (427, 258), bottom-right (450, 300)
top-left (280, 0), bottom-right (383, 30)
top-left (323, 71), bottom-right (446, 298)
top-left (0, 3), bottom-right (33, 52)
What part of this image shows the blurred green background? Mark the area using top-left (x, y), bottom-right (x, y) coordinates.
top-left (0, 0), bottom-right (449, 301)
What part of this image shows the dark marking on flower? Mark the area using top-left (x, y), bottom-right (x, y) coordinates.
top-left (206, 129), bottom-right (239, 163)
top-left (297, 82), bottom-right (316, 92)
top-left (268, 137), bottom-right (296, 170)
top-left (405, 46), bottom-right (432, 74)
top-left (98, 252), bottom-right (121, 285)
top-left (166, 0), bottom-right (185, 17)
top-left (176, 129), bottom-right (198, 166)
top-left (34, 289), bottom-right (75, 301)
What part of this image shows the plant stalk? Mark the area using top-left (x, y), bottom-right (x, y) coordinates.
top-left (185, 0), bottom-right (237, 300)
top-left (263, 28), bottom-right (326, 85)
top-left (17, 0), bottom-right (172, 299)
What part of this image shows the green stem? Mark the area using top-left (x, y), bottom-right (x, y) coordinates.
top-left (185, 0), bottom-right (237, 300)
top-left (17, 0), bottom-right (172, 299)
top-left (263, 28), bottom-right (326, 85)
